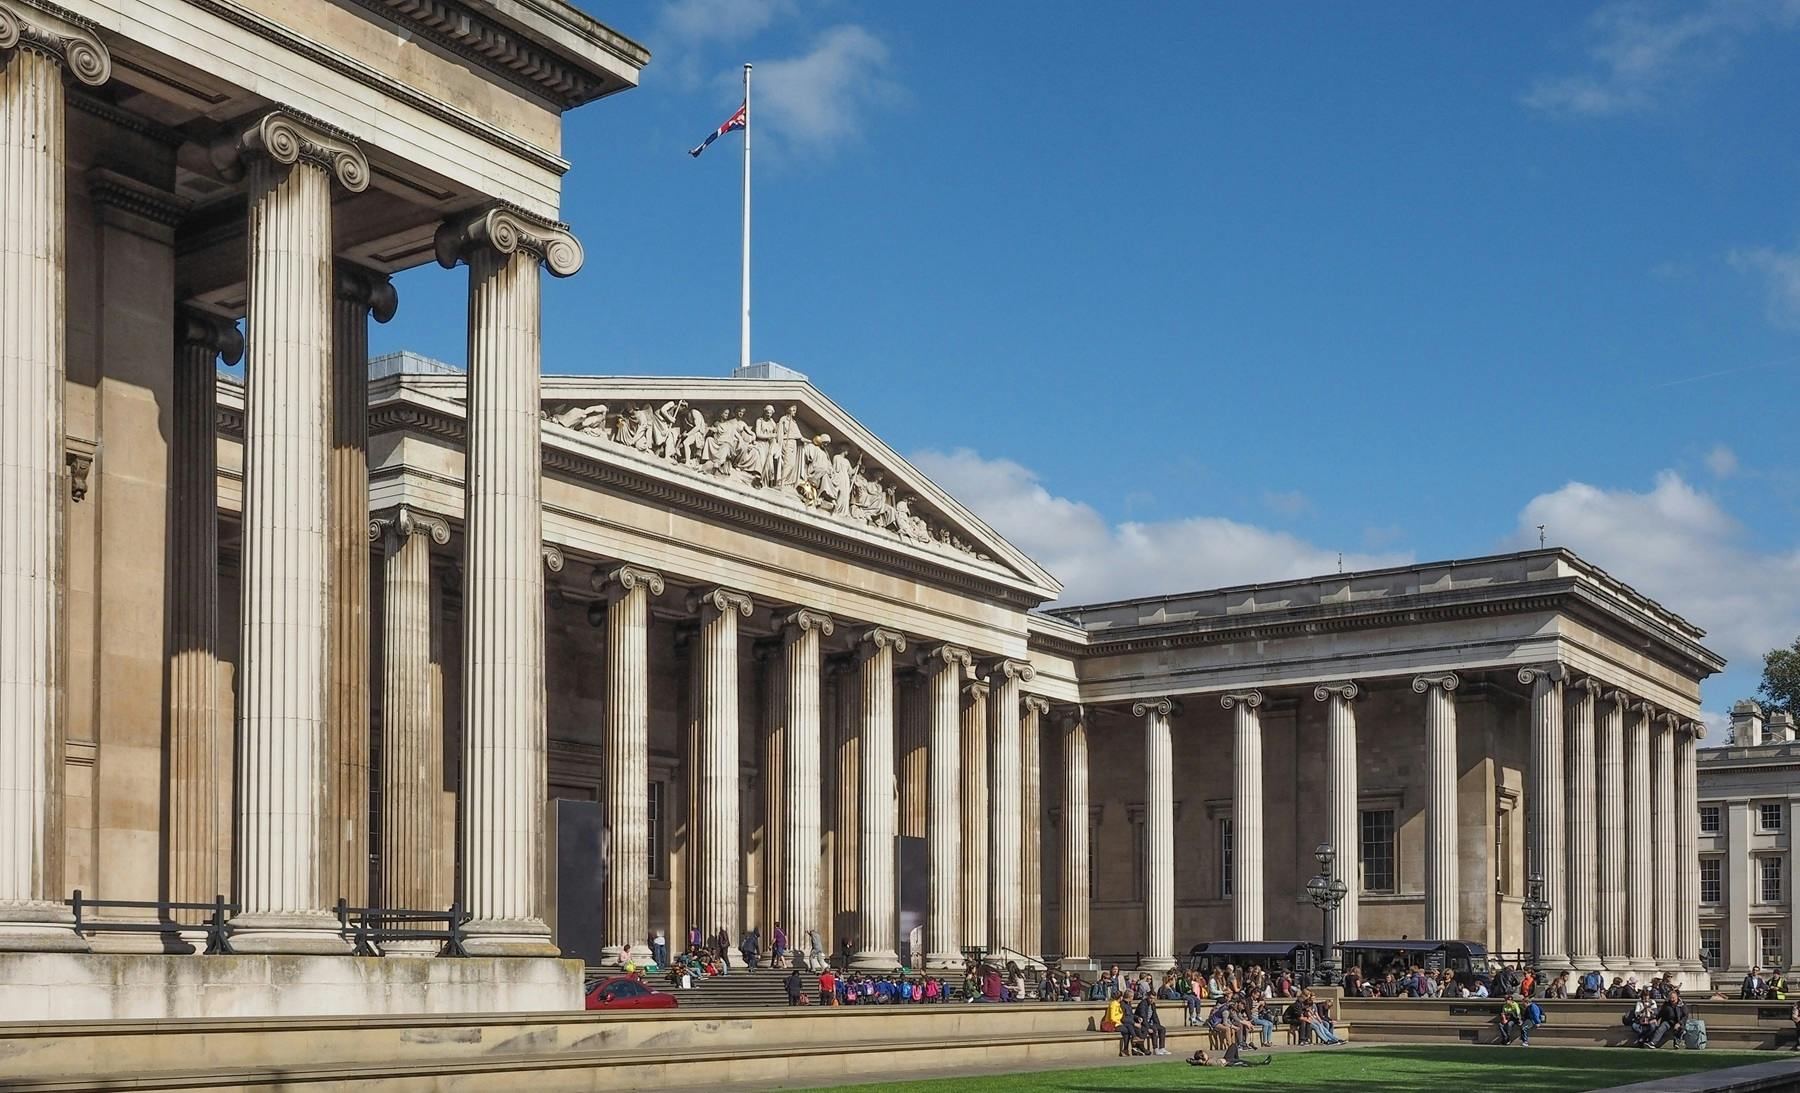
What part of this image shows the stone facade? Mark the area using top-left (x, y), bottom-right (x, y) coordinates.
top-left (1696, 702), bottom-right (1800, 983)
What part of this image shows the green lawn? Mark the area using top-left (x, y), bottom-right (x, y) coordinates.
top-left (804, 1045), bottom-right (1789, 1093)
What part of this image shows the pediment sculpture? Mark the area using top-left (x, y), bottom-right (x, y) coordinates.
top-left (545, 400), bottom-right (990, 560)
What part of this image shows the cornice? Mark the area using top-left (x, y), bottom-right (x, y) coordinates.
top-left (86, 168), bottom-right (191, 227)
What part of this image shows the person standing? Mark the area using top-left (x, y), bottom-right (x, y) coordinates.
top-left (651, 930), bottom-right (668, 969)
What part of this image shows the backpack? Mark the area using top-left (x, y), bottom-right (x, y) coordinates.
top-left (1683, 1019), bottom-right (1707, 1050)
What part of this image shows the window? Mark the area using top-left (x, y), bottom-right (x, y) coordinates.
top-left (648, 781), bottom-right (665, 881)
top-left (1760, 856), bottom-right (1784, 904)
top-left (1760, 927), bottom-right (1785, 970)
top-left (1131, 817), bottom-right (1147, 902)
top-left (1494, 804), bottom-right (1511, 896)
top-left (1700, 805), bottom-right (1721, 835)
top-left (1760, 803), bottom-right (1785, 833)
top-left (1700, 858), bottom-right (1722, 904)
top-left (1360, 809), bottom-right (1396, 893)
top-left (1218, 817), bottom-right (1233, 899)
top-left (1700, 927), bottom-right (1722, 970)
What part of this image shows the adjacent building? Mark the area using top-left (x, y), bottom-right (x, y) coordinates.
top-left (1698, 702), bottom-right (1800, 983)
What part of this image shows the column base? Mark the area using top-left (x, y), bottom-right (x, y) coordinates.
top-left (1567, 951), bottom-right (1603, 974)
top-left (462, 917), bottom-right (560, 958)
top-left (1059, 957), bottom-right (1098, 974)
top-left (925, 949), bottom-right (966, 970)
top-left (228, 912), bottom-right (354, 956)
top-left (852, 947), bottom-right (900, 971)
top-left (1139, 956), bottom-right (1175, 972)
top-left (0, 901), bottom-right (88, 953)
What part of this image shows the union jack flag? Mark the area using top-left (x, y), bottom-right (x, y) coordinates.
top-left (689, 103), bottom-right (747, 157)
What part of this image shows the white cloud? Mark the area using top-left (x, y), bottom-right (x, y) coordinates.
top-left (1704, 444), bottom-right (1739, 478)
top-left (912, 448), bottom-right (1409, 604)
top-left (1524, 0), bottom-right (1800, 117)
top-left (745, 25), bottom-right (901, 150)
top-left (1261, 489), bottom-right (1314, 518)
top-left (1730, 245), bottom-right (1800, 329)
top-left (657, 0), bottom-right (794, 48)
top-left (1514, 471), bottom-right (1800, 666)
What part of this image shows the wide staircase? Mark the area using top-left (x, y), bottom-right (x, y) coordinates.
top-left (615, 964), bottom-right (797, 1009)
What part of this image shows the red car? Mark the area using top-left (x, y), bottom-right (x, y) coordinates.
top-left (585, 976), bottom-right (679, 1011)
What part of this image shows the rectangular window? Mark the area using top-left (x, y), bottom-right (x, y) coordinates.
top-left (1360, 808), bottom-right (1396, 893)
top-left (1218, 817), bottom-right (1233, 899)
top-left (1700, 926), bottom-right (1722, 970)
top-left (1761, 927), bottom-right (1785, 970)
top-left (648, 781), bottom-right (665, 881)
top-left (1761, 856), bottom-right (1783, 904)
top-left (1760, 803), bottom-right (1785, 832)
top-left (1700, 805), bottom-right (1721, 834)
top-left (1701, 858), bottom-right (1722, 904)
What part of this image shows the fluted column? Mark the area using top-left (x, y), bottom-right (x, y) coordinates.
top-left (224, 112), bottom-right (368, 953)
top-left (854, 628), bottom-right (905, 968)
top-left (1676, 723), bottom-right (1704, 981)
top-left (781, 611), bottom-right (833, 962)
top-left (831, 657), bottom-right (859, 948)
top-left (1136, 699), bottom-right (1176, 970)
top-left (987, 659), bottom-right (1033, 958)
top-left (323, 264), bottom-right (395, 910)
top-left (1020, 695), bottom-right (1049, 961)
top-left (924, 645), bottom-right (970, 968)
top-left (1564, 677), bottom-right (1602, 971)
top-left (1597, 690), bottom-right (1629, 970)
top-left (1521, 664), bottom-right (1568, 970)
top-left (1314, 682), bottom-right (1359, 949)
top-left (1057, 705), bottom-right (1092, 969)
top-left (0, 4), bottom-right (104, 951)
top-left (436, 204), bottom-right (583, 954)
top-left (596, 565), bottom-right (664, 964)
top-left (959, 678), bottom-right (989, 951)
top-left (166, 315), bottom-right (242, 921)
top-left (691, 588), bottom-right (751, 943)
top-left (1651, 712), bottom-right (1678, 967)
top-left (373, 507), bottom-right (448, 949)
top-left (1223, 691), bottom-right (1265, 940)
top-left (1413, 673), bottom-right (1460, 940)
top-left (899, 673), bottom-right (928, 841)
top-left (1625, 701), bottom-right (1654, 972)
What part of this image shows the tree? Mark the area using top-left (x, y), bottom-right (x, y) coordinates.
top-left (1760, 638), bottom-right (1800, 716)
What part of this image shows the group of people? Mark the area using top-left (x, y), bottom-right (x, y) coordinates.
top-left (791, 961), bottom-right (1082, 1007)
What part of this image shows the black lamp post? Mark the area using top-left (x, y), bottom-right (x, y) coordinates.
top-left (1522, 870), bottom-right (1551, 974)
top-left (1305, 842), bottom-right (1349, 984)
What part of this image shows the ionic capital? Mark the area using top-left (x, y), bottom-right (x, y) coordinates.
top-left (1312, 681), bottom-right (1359, 703)
top-left (1053, 703), bottom-right (1088, 727)
top-left (962, 679), bottom-right (990, 701)
top-left (175, 309), bottom-right (244, 366)
top-left (335, 261), bottom-right (398, 324)
top-left (1684, 721), bottom-right (1708, 742)
top-left (212, 110), bottom-right (369, 193)
top-left (1566, 676), bottom-right (1604, 699)
top-left (1132, 698), bottom-right (1173, 719)
top-left (1411, 672), bottom-right (1460, 695)
top-left (1220, 690), bottom-right (1263, 711)
top-left (989, 658), bottom-right (1035, 684)
top-left (435, 203), bottom-right (584, 278)
top-left (541, 544), bottom-right (565, 573)
top-left (1601, 688), bottom-right (1630, 709)
top-left (0, 0), bottom-right (110, 86)
top-left (1628, 700), bottom-right (1657, 722)
top-left (1022, 695), bottom-right (1052, 717)
top-left (925, 643), bottom-right (973, 675)
top-left (592, 564), bottom-right (665, 599)
top-left (861, 627), bottom-right (907, 654)
top-left (1517, 663), bottom-right (1567, 688)
top-left (369, 505), bottom-right (450, 548)
top-left (780, 608), bottom-right (834, 638)
top-left (688, 587), bottom-right (753, 619)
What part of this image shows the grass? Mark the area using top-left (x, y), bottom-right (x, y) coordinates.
top-left (801, 1044), bottom-right (1789, 1093)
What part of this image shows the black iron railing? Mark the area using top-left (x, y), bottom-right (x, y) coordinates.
top-left (67, 891), bottom-right (236, 954)
top-left (334, 899), bottom-right (469, 957)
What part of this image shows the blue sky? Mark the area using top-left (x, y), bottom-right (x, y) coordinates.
top-left (372, 0), bottom-right (1800, 725)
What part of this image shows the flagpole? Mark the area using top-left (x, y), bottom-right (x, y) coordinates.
top-left (741, 62), bottom-right (752, 372)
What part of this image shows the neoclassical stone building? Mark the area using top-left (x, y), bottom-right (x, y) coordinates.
top-left (0, 0), bottom-right (1727, 1022)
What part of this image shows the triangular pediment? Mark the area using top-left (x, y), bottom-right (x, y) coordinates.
top-left (533, 375), bottom-right (1061, 601)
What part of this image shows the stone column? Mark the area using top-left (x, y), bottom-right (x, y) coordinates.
top-left (1520, 664), bottom-right (1568, 970)
top-left (1597, 690), bottom-right (1629, 971)
top-left (1223, 691), bottom-right (1265, 941)
top-left (690, 588), bottom-right (751, 943)
top-left (1563, 677), bottom-right (1602, 972)
top-left (1136, 699), bottom-right (1176, 970)
top-left (831, 656), bottom-right (859, 950)
top-left (758, 642), bottom-right (781, 951)
top-left (960, 678), bottom-right (990, 952)
top-left (596, 565), bottom-right (664, 964)
top-left (323, 264), bottom-right (396, 910)
top-left (987, 659), bottom-right (1033, 958)
top-left (1413, 673), bottom-right (1460, 940)
top-left (782, 611), bottom-right (833, 963)
top-left (1651, 712), bottom-right (1678, 967)
top-left (1021, 695), bottom-right (1049, 961)
top-left (0, 4), bottom-right (104, 951)
top-left (853, 628), bottom-right (906, 968)
top-left (167, 315), bottom-right (242, 918)
top-left (1676, 723), bottom-right (1704, 982)
top-left (1626, 701), bottom-right (1655, 972)
top-left (373, 507), bottom-right (448, 945)
top-left (435, 204), bottom-right (583, 954)
top-left (223, 112), bottom-right (368, 953)
top-left (1057, 705), bottom-right (1092, 969)
top-left (1313, 682), bottom-right (1359, 949)
top-left (899, 673), bottom-right (928, 841)
top-left (924, 645), bottom-right (970, 968)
